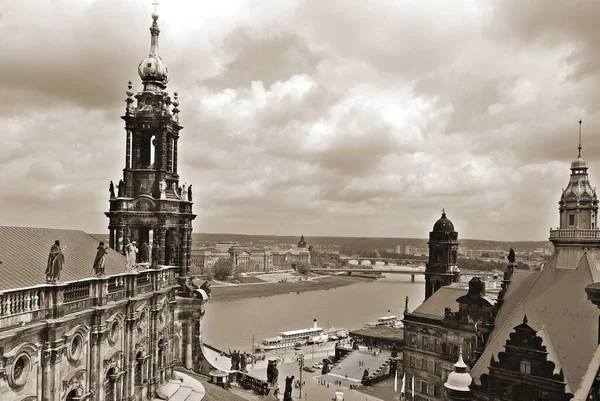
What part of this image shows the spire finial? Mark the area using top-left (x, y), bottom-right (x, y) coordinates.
top-left (442, 207), bottom-right (446, 217)
top-left (578, 119), bottom-right (582, 157)
top-left (152, 1), bottom-right (159, 15)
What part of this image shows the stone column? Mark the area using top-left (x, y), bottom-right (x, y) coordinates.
top-left (123, 317), bottom-right (136, 401)
top-left (173, 138), bottom-right (178, 174)
top-left (109, 228), bottom-right (115, 249)
top-left (181, 229), bottom-right (189, 274)
top-left (167, 137), bottom-right (173, 172)
top-left (148, 304), bottom-right (160, 395)
top-left (90, 325), bottom-right (107, 400)
top-left (185, 315), bottom-right (193, 369)
top-left (159, 228), bottom-right (167, 265)
top-left (186, 227), bottom-right (192, 275)
top-left (126, 130), bottom-right (131, 169)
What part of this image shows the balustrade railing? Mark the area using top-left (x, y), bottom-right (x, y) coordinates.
top-left (237, 373), bottom-right (271, 395)
top-left (0, 289), bottom-right (41, 316)
top-left (550, 229), bottom-right (600, 239)
top-left (0, 267), bottom-right (182, 328)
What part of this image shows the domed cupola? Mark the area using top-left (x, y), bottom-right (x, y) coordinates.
top-left (444, 348), bottom-right (473, 400)
top-left (433, 208), bottom-right (455, 232)
top-left (138, 13), bottom-right (169, 91)
top-left (554, 120), bottom-right (599, 238)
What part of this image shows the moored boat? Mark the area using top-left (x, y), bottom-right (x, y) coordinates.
top-left (258, 319), bottom-right (328, 351)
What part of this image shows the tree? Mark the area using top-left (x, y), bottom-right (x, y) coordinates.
top-left (296, 262), bottom-right (311, 275)
top-left (213, 257), bottom-right (233, 280)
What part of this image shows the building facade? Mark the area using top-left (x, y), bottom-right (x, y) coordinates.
top-left (0, 13), bottom-right (208, 401)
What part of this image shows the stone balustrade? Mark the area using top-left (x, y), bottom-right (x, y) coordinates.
top-left (549, 228), bottom-right (600, 240)
top-left (0, 266), bottom-right (179, 329)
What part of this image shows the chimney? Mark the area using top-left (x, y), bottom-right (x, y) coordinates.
top-left (313, 319), bottom-right (317, 329)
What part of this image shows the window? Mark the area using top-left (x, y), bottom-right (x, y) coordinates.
top-left (428, 360), bottom-right (433, 373)
top-left (434, 338), bottom-right (439, 353)
top-left (520, 360), bottom-right (531, 374)
top-left (434, 362), bottom-right (440, 374)
top-left (569, 214), bottom-right (575, 225)
top-left (421, 358), bottom-right (427, 371)
top-left (423, 337), bottom-right (429, 350)
top-left (410, 356), bottom-right (416, 368)
top-left (411, 334), bottom-right (417, 346)
top-left (420, 380), bottom-right (428, 395)
top-left (433, 384), bottom-right (440, 398)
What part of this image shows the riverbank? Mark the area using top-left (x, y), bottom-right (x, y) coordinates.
top-left (208, 275), bottom-right (373, 302)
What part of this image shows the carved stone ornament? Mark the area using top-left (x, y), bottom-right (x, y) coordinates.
top-left (62, 369), bottom-right (86, 400)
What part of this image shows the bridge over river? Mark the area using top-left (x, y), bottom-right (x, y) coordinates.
top-left (312, 266), bottom-right (499, 282)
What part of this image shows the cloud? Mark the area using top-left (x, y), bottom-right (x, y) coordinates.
top-left (1, 0), bottom-right (599, 241)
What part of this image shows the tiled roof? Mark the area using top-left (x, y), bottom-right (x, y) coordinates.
top-left (471, 249), bottom-right (600, 394)
top-left (412, 284), bottom-right (467, 318)
top-left (0, 226), bottom-right (127, 291)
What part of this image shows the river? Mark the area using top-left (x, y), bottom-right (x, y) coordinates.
top-left (202, 272), bottom-right (426, 352)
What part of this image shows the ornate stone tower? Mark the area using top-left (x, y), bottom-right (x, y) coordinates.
top-left (554, 121), bottom-right (598, 240)
top-left (298, 233), bottom-right (307, 248)
top-left (106, 12), bottom-right (195, 274)
top-left (425, 209), bottom-right (459, 300)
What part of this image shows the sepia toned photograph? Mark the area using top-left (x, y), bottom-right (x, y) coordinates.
top-left (0, 1), bottom-right (598, 400)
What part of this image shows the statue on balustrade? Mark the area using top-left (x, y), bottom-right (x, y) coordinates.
top-left (151, 241), bottom-right (160, 269)
top-left (284, 375), bottom-right (294, 401)
top-left (126, 240), bottom-right (138, 270)
top-left (109, 180), bottom-right (115, 198)
top-left (46, 240), bottom-right (65, 283)
top-left (140, 241), bottom-right (150, 263)
top-left (188, 185), bottom-right (192, 201)
top-left (93, 241), bottom-right (109, 276)
top-left (117, 179), bottom-right (126, 197)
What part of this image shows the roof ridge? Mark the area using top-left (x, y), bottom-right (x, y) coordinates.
top-left (584, 252), bottom-right (598, 283)
top-left (536, 326), bottom-right (571, 392)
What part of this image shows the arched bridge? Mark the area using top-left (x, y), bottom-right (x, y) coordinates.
top-left (313, 266), bottom-right (426, 275)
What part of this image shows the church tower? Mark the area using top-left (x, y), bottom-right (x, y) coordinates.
top-left (553, 120), bottom-right (598, 247)
top-left (425, 209), bottom-right (459, 300)
top-left (106, 12), bottom-right (195, 274)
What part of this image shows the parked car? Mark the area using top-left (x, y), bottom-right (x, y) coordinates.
top-left (312, 362), bottom-right (323, 369)
top-left (303, 366), bottom-right (315, 373)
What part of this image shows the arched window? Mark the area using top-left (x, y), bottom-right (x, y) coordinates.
top-left (520, 360), bottom-right (531, 374)
top-left (104, 368), bottom-right (116, 401)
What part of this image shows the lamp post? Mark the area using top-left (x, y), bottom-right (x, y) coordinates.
top-left (298, 353), bottom-right (304, 398)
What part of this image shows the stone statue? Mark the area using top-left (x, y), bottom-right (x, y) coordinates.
top-left (240, 353), bottom-right (247, 373)
top-left (46, 240), bottom-right (65, 283)
top-left (188, 185), bottom-right (192, 202)
top-left (267, 360), bottom-right (279, 386)
top-left (181, 184), bottom-right (187, 201)
top-left (284, 375), bottom-right (294, 401)
top-left (159, 180), bottom-right (167, 199)
top-left (117, 179), bottom-right (126, 198)
top-left (151, 242), bottom-right (160, 269)
top-left (93, 242), bottom-right (108, 276)
top-left (404, 296), bottom-right (409, 313)
top-left (507, 248), bottom-right (516, 264)
top-left (200, 280), bottom-right (211, 295)
top-left (109, 181), bottom-right (115, 198)
top-left (126, 241), bottom-right (138, 270)
top-left (140, 241), bottom-right (149, 263)
top-left (444, 307), bottom-right (454, 319)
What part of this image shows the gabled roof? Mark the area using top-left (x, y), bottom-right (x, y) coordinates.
top-left (0, 226), bottom-right (127, 291)
top-left (471, 249), bottom-right (600, 394)
top-left (412, 284), bottom-right (466, 318)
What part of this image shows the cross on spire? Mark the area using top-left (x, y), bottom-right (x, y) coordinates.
top-left (152, 1), bottom-right (159, 13)
top-left (578, 119), bottom-right (582, 157)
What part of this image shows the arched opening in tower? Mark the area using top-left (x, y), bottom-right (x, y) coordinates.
top-left (104, 368), bottom-right (116, 401)
top-left (139, 133), bottom-right (156, 169)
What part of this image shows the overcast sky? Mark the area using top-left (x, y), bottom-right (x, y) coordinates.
top-left (1, 0), bottom-right (599, 241)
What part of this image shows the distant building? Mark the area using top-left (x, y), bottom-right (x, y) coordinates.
top-left (396, 244), bottom-right (417, 255)
top-left (191, 234), bottom-right (309, 273)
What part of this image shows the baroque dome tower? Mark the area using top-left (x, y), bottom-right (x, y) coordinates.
top-left (551, 120), bottom-right (599, 247)
top-left (106, 12), bottom-right (195, 275)
top-left (425, 209), bottom-right (459, 300)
